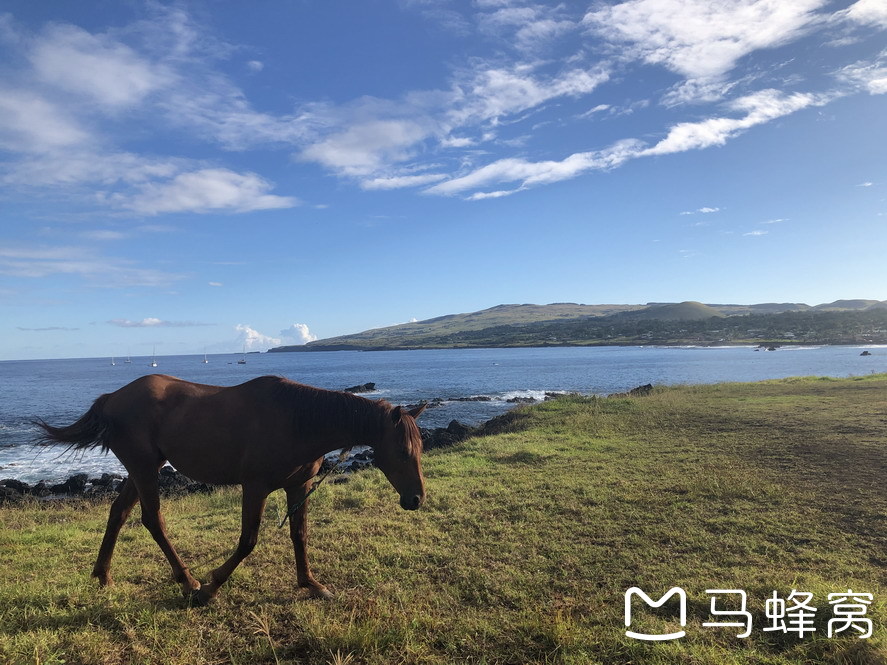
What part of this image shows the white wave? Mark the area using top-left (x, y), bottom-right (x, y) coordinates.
top-left (500, 389), bottom-right (548, 402)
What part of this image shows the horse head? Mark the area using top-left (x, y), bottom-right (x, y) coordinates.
top-left (374, 403), bottom-right (427, 510)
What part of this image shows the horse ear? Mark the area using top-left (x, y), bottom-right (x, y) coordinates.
top-left (407, 403), bottom-right (427, 420)
top-left (391, 405), bottom-right (404, 424)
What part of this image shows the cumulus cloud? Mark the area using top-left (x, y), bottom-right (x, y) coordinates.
top-left (235, 324), bottom-right (281, 351)
top-left (279, 323), bottom-right (317, 345)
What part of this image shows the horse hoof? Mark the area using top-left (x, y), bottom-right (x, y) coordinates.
top-left (187, 586), bottom-right (216, 607)
top-left (308, 586), bottom-right (333, 600)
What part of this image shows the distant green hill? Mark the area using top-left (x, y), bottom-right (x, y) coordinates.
top-left (613, 301), bottom-right (725, 321)
top-left (268, 299), bottom-right (887, 352)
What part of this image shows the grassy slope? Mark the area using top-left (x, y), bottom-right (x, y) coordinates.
top-left (2, 375), bottom-right (887, 664)
top-left (289, 303), bottom-right (645, 350)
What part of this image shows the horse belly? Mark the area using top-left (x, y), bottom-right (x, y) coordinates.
top-left (156, 419), bottom-right (246, 485)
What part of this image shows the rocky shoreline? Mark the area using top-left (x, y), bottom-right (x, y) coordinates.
top-left (0, 384), bottom-right (655, 505)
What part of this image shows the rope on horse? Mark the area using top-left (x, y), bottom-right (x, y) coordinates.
top-left (277, 448), bottom-right (352, 529)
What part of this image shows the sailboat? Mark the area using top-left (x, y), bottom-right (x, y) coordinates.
top-left (202, 347), bottom-right (209, 364)
top-left (110, 357), bottom-right (116, 366)
top-left (124, 355), bottom-right (131, 364)
top-left (150, 347), bottom-right (158, 368)
top-left (237, 345), bottom-right (247, 364)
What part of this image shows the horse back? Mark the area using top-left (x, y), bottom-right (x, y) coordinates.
top-left (101, 375), bottom-right (305, 485)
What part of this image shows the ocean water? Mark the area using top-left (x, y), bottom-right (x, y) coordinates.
top-left (1, 345), bottom-right (884, 483)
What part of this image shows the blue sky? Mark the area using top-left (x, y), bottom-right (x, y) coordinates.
top-left (1, 0), bottom-right (885, 360)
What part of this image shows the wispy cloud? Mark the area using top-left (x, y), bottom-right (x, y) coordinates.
top-left (641, 90), bottom-right (827, 156)
top-left (426, 88), bottom-right (825, 198)
top-left (680, 207), bottom-right (721, 215)
top-left (16, 326), bottom-right (80, 332)
top-left (108, 318), bottom-right (214, 328)
top-left (0, 1), bottom-right (883, 211)
top-left (0, 245), bottom-right (185, 287)
top-left (743, 230), bottom-right (769, 236)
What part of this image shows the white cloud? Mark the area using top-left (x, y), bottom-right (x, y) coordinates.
top-left (477, 4), bottom-right (577, 51)
top-left (839, 57), bottom-right (887, 95)
top-left (839, 0), bottom-right (887, 28)
top-left (427, 87), bottom-right (826, 198)
top-left (3, 150), bottom-right (185, 188)
top-left (246, 60), bottom-right (264, 72)
top-left (0, 245), bottom-right (184, 286)
top-left (680, 206), bottom-right (721, 215)
top-left (81, 230), bottom-right (127, 241)
top-left (208, 281), bottom-right (223, 287)
top-left (360, 173), bottom-right (448, 190)
top-left (426, 139), bottom-right (641, 197)
top-left (583, 0), bottom-right (827, 80)
top-left (30, 23), bottom-right (172, 108)
top-left (235, 324), bottom-right (281, 351)
top-left (0, 88), bottom-right (89, 152)
top-left (296, 60), bottom-right (609, 181)
top-left (108, 318), bottom-right (212, 327)
top-left (279, 323), bottom-right (317, 345)
top-left (122, 168), bottom-right (298, 215)
top-left (857, 182), bottom-right (874, 187)
top-left (641, 90), bottom-right (825, 156)
top-left (743, 230), bottom-right (768, 236)
top-left (301, 119), bottom-right (433, 177)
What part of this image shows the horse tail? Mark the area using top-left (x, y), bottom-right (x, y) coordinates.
top-left (33, 393), bottom-right (114, 452)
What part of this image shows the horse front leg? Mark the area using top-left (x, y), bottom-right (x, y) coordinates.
top-left (91, 478), bottom-right (139, 586)
top-left (285, 480), bottom-right (332, 599)
top-left (191, 483), bottom-right (268, 606)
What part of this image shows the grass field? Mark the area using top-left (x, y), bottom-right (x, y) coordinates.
top-left (2, 374), bottom-right (887, 664)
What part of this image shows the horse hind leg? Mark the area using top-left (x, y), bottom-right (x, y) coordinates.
top-left (191, 483), bottom-right (268, 606)
top-left (128, 468), bottom-right (201, 598)
top-left (92, 478), bottom-right (139, 586)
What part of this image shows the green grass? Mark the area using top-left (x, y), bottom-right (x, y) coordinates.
top-left (3, 374), bottom-right (887, 664)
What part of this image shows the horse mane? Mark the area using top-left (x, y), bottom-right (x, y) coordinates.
top-left (267, 377), bottom-right (396, 446)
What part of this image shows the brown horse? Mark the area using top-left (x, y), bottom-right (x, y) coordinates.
top-left (35, 374), bottom-right (427, 605)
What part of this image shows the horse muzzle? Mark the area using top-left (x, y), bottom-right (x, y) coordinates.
top-left (400, 493), bottom-right (424, 511)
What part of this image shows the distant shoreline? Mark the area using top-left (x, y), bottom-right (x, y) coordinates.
top-left (268, 340), bottom-right (886, 353)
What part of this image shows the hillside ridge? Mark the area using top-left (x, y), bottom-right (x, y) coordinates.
top-left (268, 299), bottom-right (887, 352)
